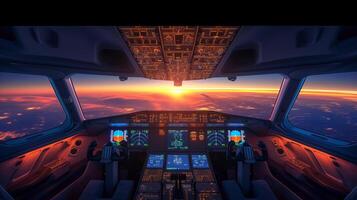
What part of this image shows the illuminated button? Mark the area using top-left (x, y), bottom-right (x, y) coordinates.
top-left (199, 133), bottom-right (205, 141)
top-left (159, 129), bottom-right (165, 136)
top-left (190, 131), bottom-right (197, 141)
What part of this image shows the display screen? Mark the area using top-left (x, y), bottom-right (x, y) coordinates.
top-left (110, 129), bottom-right (128, 145)
top-left (228, 130), bottom-right (245, 145)
top-left (191, 154), bottom-right (209, 169)
top-left (167, 130), bottom-right (189, 150)
top-left (166, 154), bottom-right (190, 170)
top-left (207, 129), bottom-right (226, 148)
top-left (129, 129), bottom-right (149, 147)
top-left (146, 154), bottom-right (165, 168)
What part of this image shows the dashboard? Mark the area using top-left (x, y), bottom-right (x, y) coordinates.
top-left (106, 111), bottom-right (251, 199)
top-left (108, 111), bottom-right (247, 151)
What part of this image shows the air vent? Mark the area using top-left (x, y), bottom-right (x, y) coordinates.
top-left (0, 26), bottom-right (16, 42)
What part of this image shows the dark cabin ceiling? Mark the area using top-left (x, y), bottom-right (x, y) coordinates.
top-left (0, 26), bottom-right (357, 80)
top-left (118, 26), bottom-right (239, 85)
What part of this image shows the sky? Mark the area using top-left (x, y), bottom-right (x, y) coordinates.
top-left (71, 74), bottom-right (284, 94)
top-left (0, 71), bottom-right (356, 142)
top-left (1, 72), bottom-right (356, 95)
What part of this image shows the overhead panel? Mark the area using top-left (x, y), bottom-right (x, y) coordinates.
top-left (118, 26), bottom-right (239, 84)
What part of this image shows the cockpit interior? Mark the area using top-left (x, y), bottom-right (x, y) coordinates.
top-left (0, 26), bottom-right (356, 200)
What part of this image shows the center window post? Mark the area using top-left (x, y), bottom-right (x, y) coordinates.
top-left (49, 76), bottom-right (82, 130)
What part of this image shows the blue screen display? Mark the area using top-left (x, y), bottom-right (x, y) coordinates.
top-left (146, 154), bottom-right (164, 168)
top-left (167, 130), bottom-right (189, 150)
top-left (191, 154), bottom-right (209, 169)
top-left (166, 154), bottom-right (190, 170)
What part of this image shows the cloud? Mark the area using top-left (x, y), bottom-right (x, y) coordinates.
top-left (0, 131), bottom-right (26, 141)
top-left (0, 116), bottom-right (8, 120)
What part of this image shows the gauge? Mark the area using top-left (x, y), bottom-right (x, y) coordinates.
top-left (207, 129), bottom-right (226, 148)
top-left (129, 129), bottom-right (149, 147)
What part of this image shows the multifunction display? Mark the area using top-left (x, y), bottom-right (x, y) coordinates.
top-left (166, 154), bottom-right (190, 170)
top-left (167, 130), bottom-right (189, 150)
top-left (129, 129), bottom-right (149, 147)
top-left (191, 154), bottom-right (209, 169)
top-left (147, 154), bottom-right (165, 168)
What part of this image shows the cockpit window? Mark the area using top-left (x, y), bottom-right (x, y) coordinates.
top-left (0, 72), bottom-right (66, 142)
top-left (288, 72), bottom-right (357, 143)
top-left (71, 74), bottom-right (283, 120)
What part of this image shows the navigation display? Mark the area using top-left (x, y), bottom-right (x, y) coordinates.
top-left (110, 129), bottom-right (128, 145)
top-left (228, 130), bottom-right (245, 145)
top-left (191, 154), bottom-right (209, 169)
top-left (129, 129), bottom-right (149, 147)
top-left (166, 154), bottom-right (190, 170)
top-left (167, 130), bottom-right (189, 150)
top-left (147, 154), bottom-right (164, 168)
top-left (207, 129), bottom-right (226, 148)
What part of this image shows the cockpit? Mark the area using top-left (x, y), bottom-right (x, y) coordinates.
top-left (82, 110), bottom-right (271, 199)
top-left (0, 26), bottom-right (356, 200)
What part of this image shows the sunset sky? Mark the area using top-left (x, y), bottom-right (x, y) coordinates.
top-left (1, 72), bottom-right (356, 142)
top-left (1, 72), bottom-right (356, 96)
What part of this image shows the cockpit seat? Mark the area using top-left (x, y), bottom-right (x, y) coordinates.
top-left (222, 179), bottom-right (277, 200)
top-left (79, 179), bottom-right (134, 200)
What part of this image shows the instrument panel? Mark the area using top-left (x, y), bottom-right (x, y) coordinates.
top-left (109, 111), bottom-right (246, 151)
top-left (107, 111), bottom-right (250, 200)
top-left (129, 129), bottom-right (149, 147)
top-left (137, 153), bottom-right (221, 199)
top-left (130, 111), bottom-right (227, 124)
top-left (146, 154), bottom-right (210, 171)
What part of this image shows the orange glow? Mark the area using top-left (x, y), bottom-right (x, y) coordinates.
top-left (113, 136), bottom-right (124, 143)
top-left (190, 131), bottom-right (197, 141)
top-left (3, 81), bottom-right (356, 98)
top-left (25, 107), bottom-right (41, 111)
top-left (0, 88), bottom-right (54, 95)
top-left (230, 136), bottom-right (241, 143)
top-left (0, 131), bottom-right (25, 141)
top-left (159, 129), bottom-right (165, 136)
top-left (279, 136), bottom-right (349, 164)
top-left (74, 86), bottom-right (281, 95)
top-left (199, 133), bottom-right (205, 141)
top-left (300, 89), bottom-right (357, 96)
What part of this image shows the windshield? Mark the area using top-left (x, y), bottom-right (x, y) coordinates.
top-left (71, 74), bottom-right (283, 120)
top-left (0, 72), bottom-right (66, 142)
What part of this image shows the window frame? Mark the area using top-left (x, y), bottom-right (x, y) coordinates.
top-left (0, 73), bottom-right (72, 145)
top-left (283, 73), bottom-right (355, 146)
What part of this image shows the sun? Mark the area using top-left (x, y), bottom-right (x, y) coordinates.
top-left (170, 87), bottom-right (184, 96)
